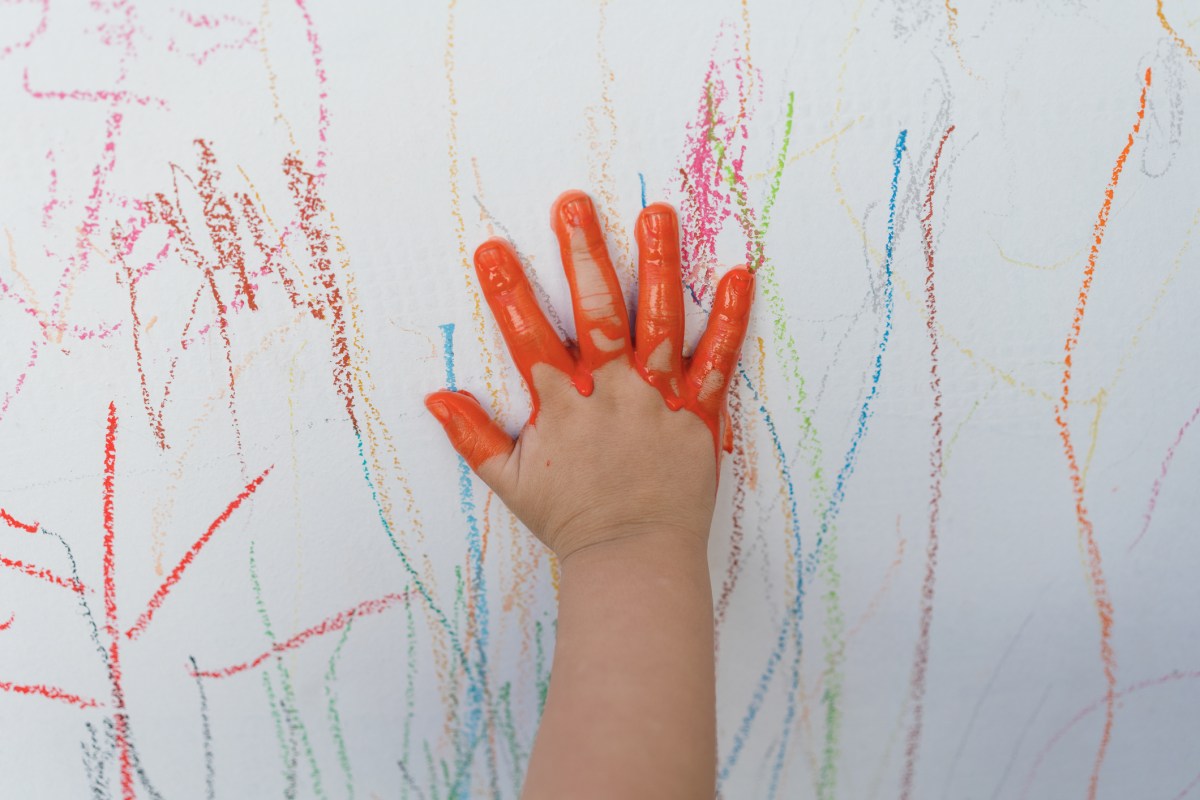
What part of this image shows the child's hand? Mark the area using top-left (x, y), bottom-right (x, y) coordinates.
top-left (425, 190), bottom-right (754, 563)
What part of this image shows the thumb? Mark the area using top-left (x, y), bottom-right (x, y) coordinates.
top-left (424, 390), bottom-right (516, 492)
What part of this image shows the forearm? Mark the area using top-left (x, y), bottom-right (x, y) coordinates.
top-left (521, 530), bottom-right (716, 800)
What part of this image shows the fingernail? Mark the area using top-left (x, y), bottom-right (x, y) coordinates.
top-left (640, 207), bottom-right (672, 237)
top-left (425, 397), bottom-right (451, 423)
top-left (475, 241), bottom-right (507, 269)
top-left (474, 242), bottom-right (515, 291)
top-left (557, 194), bottom-right (594, 228)
top-left (728, 269), bottom-right (754, 291)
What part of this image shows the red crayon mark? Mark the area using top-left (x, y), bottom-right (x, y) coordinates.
top-left (0, 553), bottom-right (87, 593)
top-left (237, 194), bottom-right (307, 313)
top-left (1129, 399), bottom-right (1200, 552)
top-left (0, 507), bottom-right (38, 533)
top-left (114, 228), bottom-right (174, 450)
top-left (145, 146), bottom-right (248, 465)
top-left (101, 402), bottom-right (135, 800)
top-left (126, 466), bottom-right (272, 640)
top-left (284, 154), bottom-right (357, 429)
top-left (0, 680), bottom-right (104, 710)
top-left (191, 591), bottom-right (412, 680)
top-left (1053, 67), bottom-right (1150, 800)
top-left (196, 140), bottom-right (257, 310)
top-left (900, 124), bottom-right (954, 800)
top-left (0, 614), bottom-right (13, 631)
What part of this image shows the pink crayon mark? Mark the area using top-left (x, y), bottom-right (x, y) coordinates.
top-left (292, 0), bottom-right (331, 176)
top-left (41, 149), bottom-right (58, 227)
top-left (100, 402), bottom-right (134, 800)
top-left (167, 11), bottom-right (258, 66)
top-left (191, 590), bottom-right (412, 680)
top-left (0, 680), bottom-right (105, 710)
top-left (676, 23), bottom-right (763, 302)
top-left (126, 466), bottom-right (272, 640)
top-left (1129, 399), bottom-right (1200, 552)
top-left (0, 0), bottom-right (49, 61)
top-left (1021, 669), bottom-right (1200, 799)
top-left (0, 613), bottom-right (12, 631)
top-left (23, 67), bottom-right (168, 109)
top-left (900, 124), bottom-right (955, 800)
top-left (0, 340), bottom-right (39, 425)
top-left (0, 507), bottom-right (38, 533)
top-left (0, 553), bottom-right (87, 593)
top-left (1172, 770), bottom-right (1200, 800)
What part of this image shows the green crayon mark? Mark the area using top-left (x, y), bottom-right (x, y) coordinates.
top-left (250, 542), bottom-right (328, 800)
top-left (325, 615), bottom-right (356, 799)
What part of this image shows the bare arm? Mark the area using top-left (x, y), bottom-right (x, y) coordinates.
top-left (425, 190), bottom-right (753, 799)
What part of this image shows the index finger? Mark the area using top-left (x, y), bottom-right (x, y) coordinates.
top-left (475, 238), bottom-right (577, 410)
top-left (551, 190), bottom-right (633, 371)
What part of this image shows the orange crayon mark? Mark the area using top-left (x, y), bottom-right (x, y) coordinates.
top-left (1054, 66), bottom-right (1150, 800)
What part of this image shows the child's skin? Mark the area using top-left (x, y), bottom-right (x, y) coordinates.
top-left (426, 190), bottom-right (754, 799)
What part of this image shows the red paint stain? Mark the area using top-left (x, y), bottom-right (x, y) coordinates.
top-left (126, 466), bottom-right (272, 640)
top-left (1053, 67), bottom-right (1150, 800)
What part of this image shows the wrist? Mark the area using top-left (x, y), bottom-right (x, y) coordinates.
top-left (557, 523), bottom-right (710, 573)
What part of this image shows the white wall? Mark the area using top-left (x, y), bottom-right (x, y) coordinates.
top-left (0, 2), bottom-right (1197, 797)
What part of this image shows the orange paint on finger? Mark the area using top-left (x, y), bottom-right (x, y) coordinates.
top-left (551, 191), bottom-right (634, 370)
top-left (426, 391), bottom-right (514, 472)
top-left (685, 267), bottom-right (756, 451)
top-left (634, 203), bottom-right (686, 408)
top-left (474, 239), bottom-right (585, 418)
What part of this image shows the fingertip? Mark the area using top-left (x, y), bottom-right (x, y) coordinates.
top-left (550, 189), bottom-right (595, 232)
top-left (424, 392), bottom-right (453, 423)
top-left (635, 202), bottom-right (678, 239)
top-left (473, 237), bottom-right (513, 265)
top-left (716, 266), bottom-right (755, 317)
top-left (473, 238), bottom-right (519, 290)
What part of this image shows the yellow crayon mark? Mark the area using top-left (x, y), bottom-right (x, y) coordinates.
top-left (1158, 0), bottom-right (1200, 71)
top-left (446, 0), bottom-right (504, 410)
top-left (744, 117), bottom-right (863, 182)
top-left (992, 235), bottom-right (1087, 272)
top-left (587, 0), bottom-right (635, 285)
top-left (944, 0), bottom-right (984, 82)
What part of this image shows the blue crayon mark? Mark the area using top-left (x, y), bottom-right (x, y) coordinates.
top-left (719, 130), bottom-right (908, 792)
top-left (439, 323), bottom-right (497, 796)
top-left (441, 323), bottom-right (459, 392)
top-left (638, 172), bottom-right (647, 208)
top-left (716, 367), bottom-right (803, 785)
